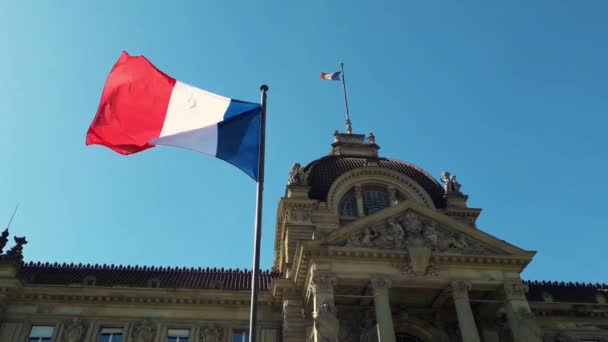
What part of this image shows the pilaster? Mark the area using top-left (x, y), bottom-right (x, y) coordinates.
top-left (355, 185), bottom-right (365, 217)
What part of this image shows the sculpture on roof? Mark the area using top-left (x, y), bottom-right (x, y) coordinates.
top-left (367, 132), bottom-right (375, 144)
top-left (6, 236), bottom-right (27, 262)
top-left (441, 171), bottom-right (462, 194)
top-left (0, 228), bottom-right (8, 254)
top-left (287, 162), bottom-right (306, 186)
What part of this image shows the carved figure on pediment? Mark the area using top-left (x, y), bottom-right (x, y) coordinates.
top-left (131, 320), bottom-right (157, 342)
top-left (288, 163), bottom-right (306, 185)
top-left (387, 219), bottom-right (405, 248)
top-left (60, 318), bottom-right (87, 342)
top-left (199, 324), bottom-right (226, 342)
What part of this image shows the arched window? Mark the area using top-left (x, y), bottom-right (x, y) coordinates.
top-left (339, 190), bottom-right (357, 217)
top-left (363, 187), bottom-right (389, 215)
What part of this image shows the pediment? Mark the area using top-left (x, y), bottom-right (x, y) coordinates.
top-left (310, 200), bottom-right (533, 258)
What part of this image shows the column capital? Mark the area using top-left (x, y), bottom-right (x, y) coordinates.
top-left (370, 275), bottom-right (392, 295)
top-left (450, 280), bottom-right (472, 301)
top-left (504, 280), bottom-right (529, 300)
top-left (309, 272), bottom-right (337, 294)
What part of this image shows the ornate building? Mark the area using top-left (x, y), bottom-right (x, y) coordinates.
top-left (1, 130), bottom-right (607, 342)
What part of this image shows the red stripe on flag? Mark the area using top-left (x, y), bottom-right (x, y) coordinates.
top-left (86, 51), bottom-right (177, 154)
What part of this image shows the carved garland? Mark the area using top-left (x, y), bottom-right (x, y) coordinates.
top-left (326, 168), bottom-right (437, 212)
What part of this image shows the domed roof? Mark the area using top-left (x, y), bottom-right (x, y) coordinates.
top-left (303, 155), bottom-right (447, 208)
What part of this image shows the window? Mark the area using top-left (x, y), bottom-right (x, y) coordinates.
top-left (232, 330), bottom-right (249, 342)
top-left (167, 329), bottom-right (190, 342)
top-left (363, 187), bottom-right (389, 215)
top-left (29, 326), bottom-right (54, 342)
top-left (99, 328), bottom-right (123, 342)
top-left (339, 190), bottom-right (357, 217)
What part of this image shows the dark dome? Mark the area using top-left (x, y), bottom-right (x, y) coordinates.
top-left (303, 155), bottom-right (446, 208)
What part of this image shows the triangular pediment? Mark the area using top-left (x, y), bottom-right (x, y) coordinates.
top-left (309, 200), bottom-right (533, 258)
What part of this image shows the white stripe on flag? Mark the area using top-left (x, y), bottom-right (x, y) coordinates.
top-left (159, 81), bottom-right (231, 138)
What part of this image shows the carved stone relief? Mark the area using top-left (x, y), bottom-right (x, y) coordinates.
top-left (199, 324), bottom-right (226, 342)
top-left (131, 320), bottom-right (157, 342)
top-left (341, 210), bottom-right (494, 256)
top-left (283, 204), bottom-right (314, 224)
top-left (59, 318), bottom-right (87, 342)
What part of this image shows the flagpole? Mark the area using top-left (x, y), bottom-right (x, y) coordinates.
top-left (340, 62), bottom-right (352, 134)
top-left (249, 84), bottom-right (268, 342)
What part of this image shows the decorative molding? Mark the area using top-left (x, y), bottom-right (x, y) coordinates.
top-left (282, 202), bottom-right (317, 225)
top-left (504, 280), bottom-right (529, 300)
top-left (59, 318), bottom-right (88, 342)
top-left (131, 319), bottom-right (157, 342)
top-left (199, 323), bottom-right (226, 342)
top-left (449, 281), bottom-right (471, 301)
top-left (309, 272), bottom-right (337, 294)
top-left (370, 275), bottom-right (392, 294)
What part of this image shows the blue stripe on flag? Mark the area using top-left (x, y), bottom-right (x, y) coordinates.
top-left (216, 100), bottom-right (262, 180)
top-left (331, 72), bottom-right (341, 80)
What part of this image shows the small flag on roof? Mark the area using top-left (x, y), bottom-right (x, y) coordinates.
top-left (320, 71), bottom-right (341, 81)
top-left (86, 51), bottom-right (263, 180)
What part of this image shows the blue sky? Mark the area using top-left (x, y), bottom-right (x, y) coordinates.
top-left (0, 1), bottom-right (606, 282)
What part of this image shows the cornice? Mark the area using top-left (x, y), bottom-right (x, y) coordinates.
top-left (9, 285), bottom-right (276, 307)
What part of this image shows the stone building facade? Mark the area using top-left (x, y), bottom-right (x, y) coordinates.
top-left (0, 130), bottom-right (607, 342)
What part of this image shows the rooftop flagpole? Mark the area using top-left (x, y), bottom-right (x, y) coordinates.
top-left (249, 84), bottom-right (268, 342)
top-left (340, 62), bottom-right (352, 134)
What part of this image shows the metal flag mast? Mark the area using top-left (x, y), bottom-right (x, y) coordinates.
top-left (6, 203), bottom-right (19, 230)
top-left (249, 84), bottom-right (268, 342)
top-left (340, 62), bottom-right (352, 134)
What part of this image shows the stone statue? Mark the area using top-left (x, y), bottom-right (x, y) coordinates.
top-left (314, 301), bottom-right (339, 342)
top-left (441, 171), bottom-right (462, 194)
top-left (131, 320), bottom-right (156, 342)
top-left (287, 163), bottom-right (306, 185)
top-left (60, 318), bottom-right (87, 342)
top-left (6, 236), bottom-right (27, 261)
top-left (0, 228), bottom-right (8, 254)
top-left (367, 132), bottom-right (375, 144)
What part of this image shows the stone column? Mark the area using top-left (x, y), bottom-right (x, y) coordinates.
top-left (354, 185), bottom-right (365, 217)
top-left (370, 276), bottom-right (396, 342)
top-left (503, 280), bottom-right (542, 342)
top-left (310, 272), bottom-right (339, 342)
top-left (450, 281), bottom-right (481, 342)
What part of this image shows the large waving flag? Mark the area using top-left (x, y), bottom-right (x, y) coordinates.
top-left (86, 51), bottom-right (262, 180)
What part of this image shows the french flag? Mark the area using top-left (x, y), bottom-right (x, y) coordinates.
top-left (320, 71), bottom-right (341, 81)
top-left (86, 52), bottom-right (262, 180)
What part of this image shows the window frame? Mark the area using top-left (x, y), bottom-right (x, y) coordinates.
top-left (27, 325), bottom-right (55, 342)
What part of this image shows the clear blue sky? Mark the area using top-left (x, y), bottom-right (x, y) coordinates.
top-left (0, 1), bottom-right (606, 282)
